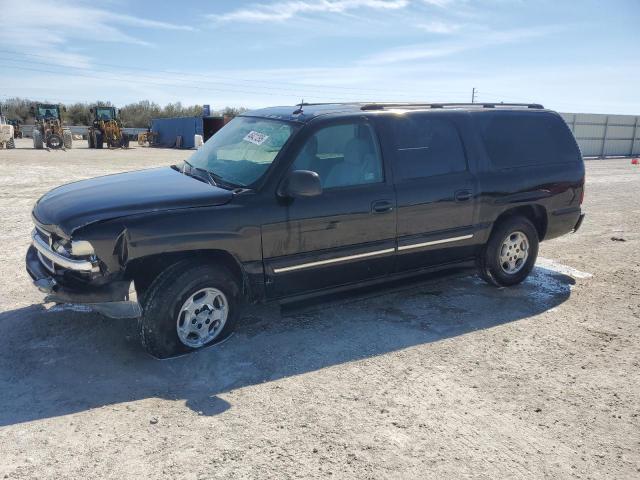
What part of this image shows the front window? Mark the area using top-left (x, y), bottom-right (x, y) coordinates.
top-left (292, 122), bottom-right (383, 189)
top-left (96, 108), bottom-right (115, 121)
top-left (187, 117), bottom-right (296, 187)
top-left (38, 106), bottom-right (60, 119)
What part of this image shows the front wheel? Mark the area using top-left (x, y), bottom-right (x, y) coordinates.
top-left (478, 216), bottom-right (539, 287)
top-left (93, 131), bottom-right (103, 149)
top-left (138, 261), bottom-right (240, 358)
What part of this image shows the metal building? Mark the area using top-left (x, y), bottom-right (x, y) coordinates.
top-left (560, 112), bottom-right (640, 158)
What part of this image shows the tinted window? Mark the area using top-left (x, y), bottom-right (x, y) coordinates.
top-left (391, 115), bottom-right (467, 180)
top-left (292, 122), bottom-right (383, 189)
top-left (475, 112), bottom-right (580, 168)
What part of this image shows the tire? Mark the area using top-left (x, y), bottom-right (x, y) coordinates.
top-left (120, 134), bottom-right (130, 148)
top-left (33, 130), bottom-right (44, 149)
top-left (94, 131), bottom-right (103, 149)
top-left (138, 260), bottom-right (240, 359)
top-left (46, 133), bottom-right (63, 149)
top-left (7, 137), bottom-right (15, 149)
top-left (477, 215), bottom-right (539, 287)
top-left (88, 131), bottom-right (95, 148)
top-left (63, 130), bottom-right (72, 149)
top-left (108, 136), bottom-right (120, 148)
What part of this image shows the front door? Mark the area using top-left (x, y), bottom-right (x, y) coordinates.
top-left (262, 119), bottom-right (397, 298)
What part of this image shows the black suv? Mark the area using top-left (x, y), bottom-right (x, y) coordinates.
top-left (26, 102), bottom-right (585, 358)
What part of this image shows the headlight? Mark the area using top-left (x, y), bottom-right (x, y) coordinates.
top-left (71, 240), bottom-right (95, 256)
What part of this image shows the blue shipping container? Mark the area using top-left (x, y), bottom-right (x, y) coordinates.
top-left (151, 116), bottom-right (226, 149)
top-left (151, 116), bottom-right (203, 149)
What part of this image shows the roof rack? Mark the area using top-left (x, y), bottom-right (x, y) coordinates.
top-left (360, 102), bottom-right (544, 111)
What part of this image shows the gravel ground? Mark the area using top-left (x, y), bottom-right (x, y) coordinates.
top-left (0, 138), bottom-right (638, 479)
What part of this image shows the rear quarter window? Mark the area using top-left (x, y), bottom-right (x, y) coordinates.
top-left (474, 111), bottom-right (580, 169)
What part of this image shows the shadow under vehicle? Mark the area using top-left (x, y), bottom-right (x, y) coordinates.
top-left (0, 265), bottom-right (576, 426)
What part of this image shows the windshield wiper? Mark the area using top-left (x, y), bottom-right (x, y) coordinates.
top-left (182, 160), bottom-right (246, 190)
top-left (182, 160), bottom-right (217, 187)
top-left (207, 170), bottom-right (246, 190)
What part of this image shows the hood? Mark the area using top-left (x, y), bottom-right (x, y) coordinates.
top-left (33, 167), bottom-right (234, 236)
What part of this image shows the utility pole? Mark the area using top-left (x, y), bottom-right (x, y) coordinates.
top-left (471, 87), bottom-right (477, 103)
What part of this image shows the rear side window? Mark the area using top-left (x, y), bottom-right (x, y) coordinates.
top-left (475, 112), bottom-right (580, 168)
top-left (390, 115), bottom-right (467, 181)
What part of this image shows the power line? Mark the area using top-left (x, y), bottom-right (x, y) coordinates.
top-left (0, 58), bottom-right (469, 102)
top-left (0, 60), bottom-right (473, 105)
top-left (0, 63), bottom-right (371, 102)
top-left (0, 57), bottom-right (338, 98)
top-left (0, 49), bottom-right (468, 97)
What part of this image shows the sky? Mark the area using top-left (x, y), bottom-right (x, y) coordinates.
top-left (1, 0), bottom-right (639, 114)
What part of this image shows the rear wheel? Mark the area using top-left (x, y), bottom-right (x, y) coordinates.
top-left (478, 216), bottom-right (539, 287)
top-left (88, 131), bottom-right (95, 148)
top-left (7, 138), bottom-right (15, 149)
top-left (138, 260), bottom-right (240, 358)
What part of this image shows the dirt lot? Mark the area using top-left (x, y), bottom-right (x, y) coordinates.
top-left (0, 138), bottom-right (638, 479)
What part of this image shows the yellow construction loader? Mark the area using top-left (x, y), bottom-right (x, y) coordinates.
top-left (87, 106), bottom-right (129, 148)
top-left (31, 103), bottom-right (72, 149)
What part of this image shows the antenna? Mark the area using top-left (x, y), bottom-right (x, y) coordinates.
top-left (292, 99), bottom-right (305, 115)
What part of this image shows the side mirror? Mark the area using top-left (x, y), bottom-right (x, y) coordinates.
top-left (279, 170), bottom-right (322, 198)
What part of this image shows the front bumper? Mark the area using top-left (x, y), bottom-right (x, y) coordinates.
top-left (26, 246), bottom-right (141, 319)
top-left (572, 213), bottom-right (585, 233)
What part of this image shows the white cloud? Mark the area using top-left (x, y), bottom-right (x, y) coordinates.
top-left (421, 0), bottom-right (456, 6)
top-left (417, 21), bottom-right (461, 34)
top-left (209, 0), bottom-right (411, 23)
top-left (361, 26), bottom-right (560, 64)
top-left (0, 0), bottom-right (194, 68)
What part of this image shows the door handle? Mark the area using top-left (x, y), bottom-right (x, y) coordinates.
top-left (455, 190), bottom-right (472, 202)
top-left (371, 200), bottom-right (394, 214)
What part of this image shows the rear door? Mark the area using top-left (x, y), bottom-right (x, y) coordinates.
top-left (261, 118), bottom-right (397, 298)
top-left (381, 112), bottom-right (478, 272)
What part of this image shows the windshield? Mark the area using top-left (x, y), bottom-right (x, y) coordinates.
top-left (38, 106), bottom-right (60, 119)
top-left (186, 117), bottom-right (297, 187)
top-left (96, 108), bottom-right (115, 121)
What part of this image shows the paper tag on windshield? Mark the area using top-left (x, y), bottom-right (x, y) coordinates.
top-left (243, 131), bottom-right (269, 145)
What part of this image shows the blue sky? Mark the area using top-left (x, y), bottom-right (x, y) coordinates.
top-left (1, 0), bottom-right (639, 113)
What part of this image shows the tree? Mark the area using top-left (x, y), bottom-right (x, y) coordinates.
top-left (1, 98), bottom-right (250, 128)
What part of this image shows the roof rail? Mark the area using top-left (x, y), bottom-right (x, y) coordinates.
top-left (360, 102), bottom-right (544, 111)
